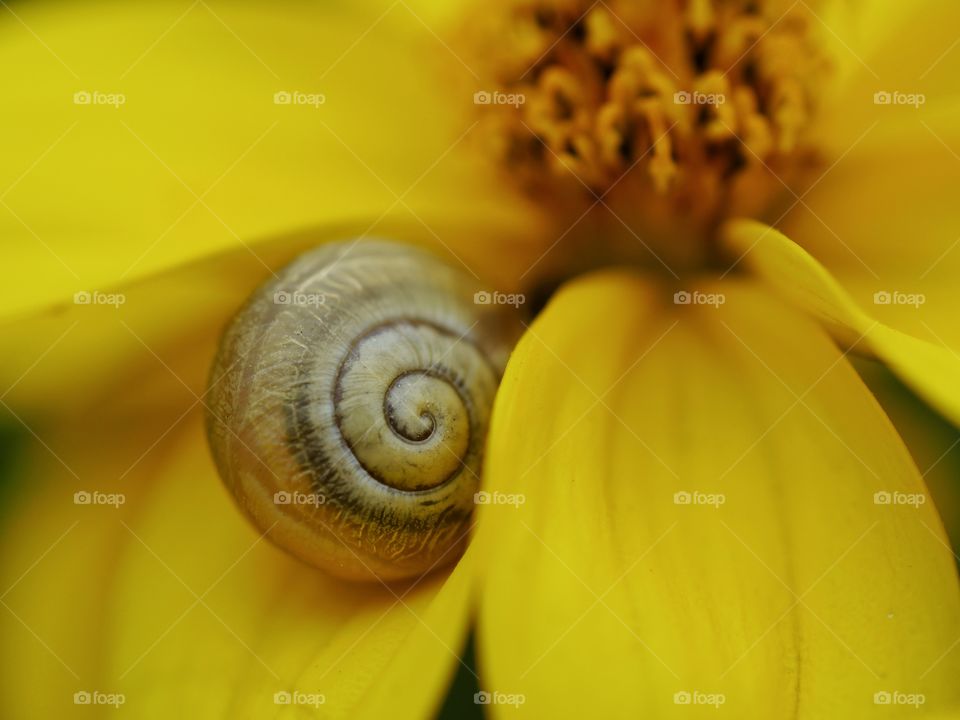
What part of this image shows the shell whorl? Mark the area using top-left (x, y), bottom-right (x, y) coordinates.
top-left (206, 240), bottom-right (518, 581)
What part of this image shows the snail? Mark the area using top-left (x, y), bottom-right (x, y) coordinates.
top-left (206, 240), bottom-right (521, 581)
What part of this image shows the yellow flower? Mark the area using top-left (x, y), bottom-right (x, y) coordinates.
top-left (2, 1), bottom-right (960, 718)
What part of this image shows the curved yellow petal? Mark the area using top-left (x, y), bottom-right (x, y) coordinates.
top-left (783, 5), bottom-right (960, 384)
top-left (476, 271), bottom-right (960, 717)
top-left (775, 98), bottom-right (960, 422)
top-left (724, 219), bottom-right (960, 428)
top-left (0, 0), bottom-right (544, 317)
top-left (0, 408), bottom-right (471, 719)
top-left (854, 358), bottom-right (960, 554)
top-left (0, 240), bottom-right (258, 415)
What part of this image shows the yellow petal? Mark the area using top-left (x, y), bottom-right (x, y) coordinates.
top-left (0, 0), bottom-right (544, 317)
top-left (807, 1), bottom-right (960, 161)
top-left (724, 219), bottom-right (960, 428)
top-left (783, 92), bottom-right (960, 277)
top-left (0, 242), bottom-right (257, 414)
top-left (784, 3), bottom-right (960, 340)
top-left (822, 1), bottom-right (960, 107)
top-left (0, 409), bottom-right (471, 719)
top-left (854, 358), bottom-right (960, 553)
top-left (783, 2), bottom-right (960, 364)
top-left (476, 271), bottom-right (960, 717)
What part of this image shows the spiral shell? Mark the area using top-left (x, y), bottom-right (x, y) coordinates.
top-left (206, 240), bottom-right (519, 581)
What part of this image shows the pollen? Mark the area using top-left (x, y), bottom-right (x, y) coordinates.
top-left (470, 0), bottom-right (830, 260)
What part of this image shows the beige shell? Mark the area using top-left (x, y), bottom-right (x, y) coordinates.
top-left (206, 240), bottom-right (520, 581)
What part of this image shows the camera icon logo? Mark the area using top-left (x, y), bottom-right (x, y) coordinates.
top-left (73, 91), bottom-right (92, 105)
top-left (473, 91), bottom-right (492, 105)
top-left (673, 290), bottom-right (691, 305)
top-left (74, 491), bottom-right (92, 505)
top-left (673, 91), bottom-right (691, 105)
top-left (874, 691), bottom-right (892, 705)
top-left (474, 290), bottom-right (492, 305)
top-left (74, 291), bottom-right (92, 305)
top-left (474, 491), bottom-right (491, 505)
top-left (674, 691), bottom-right (692, 705)
top-left (274, 691), bottom-right (292, 705)
top-left (274, 91), bottom-right (292, 105)
top-left (73, 691), bottom-right (92, 705)
top-left (873, 491), bottom-right (892, 505)
top-left (274, 491), bottom-right (292, 505)
top-left (873, 290), bottom-right (891, 305)
top-left (673, 491), bottom-right (692, 505)
top-left (873, 91), bottom-right (892, 105)
top-left (273, 290), bottom-right (291, 305)
top-left (474, 691), bottom-right (492, 705)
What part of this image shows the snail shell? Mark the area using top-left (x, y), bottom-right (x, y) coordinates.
top-left (206, 240), bottom-right (520, 581)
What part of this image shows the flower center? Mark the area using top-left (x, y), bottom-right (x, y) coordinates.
top-left (470, 0), bottom-right (831, 269)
